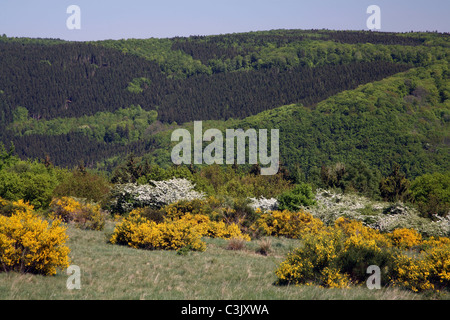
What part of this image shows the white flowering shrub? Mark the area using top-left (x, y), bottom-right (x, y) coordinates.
top-left (308, 189), bottom-right (371, 224)
top-left (309, 189), bottom-right (450, 237)
top-left (371, 209), bottom-right (450, 237)
top-left (108, 178), bottom-right (205, 214)
top-left (249, 196), bottom-right (278, 212)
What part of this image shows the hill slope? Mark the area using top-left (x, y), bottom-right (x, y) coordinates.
top-left (0, 30), bottom-right (448, 177)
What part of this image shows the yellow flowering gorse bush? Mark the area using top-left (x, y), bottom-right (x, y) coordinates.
top-left (0, 198), bottom-right (35, 217)
top-left (275, 227), bottom-right (347, 288)
top-left (320, 267), bottom-right (350, 289)
top-left (118, 212), bottom-right (207, 251)
top-left (274, 212), bottom-right (450, 292)
top-left (49, 197), bottom-right (106, 231)
top-left (387, 228), bottom-right (422, 249)
top-left (390, 253), bottom-right (435, 292)
top-left (335, 217), bottom-right (391, 247)
top-left (0, 202), bottom-right (70, 275)
top-left (110, 207), bottom-right (250, 252)
top-left (251, 209), bottom-right (324, 239)
top-left (420, 238), bottom-right (450, 287)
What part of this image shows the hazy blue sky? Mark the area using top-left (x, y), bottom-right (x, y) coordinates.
top-left (0, 0), bottom-right (449, 41)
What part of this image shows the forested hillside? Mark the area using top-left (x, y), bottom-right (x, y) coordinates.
top-left (0, 29), bottom-right (449, 178)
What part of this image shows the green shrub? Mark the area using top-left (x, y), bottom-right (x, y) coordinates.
top-left (277, 183), bottom-right (316, 211)
top-left (336, 236), bottom-right (396, 285)
top-left (53, 167), bottom-right (111, 203)
top-left (0, 160), bottom-right (60, 210)
top-left (379, 163), bottom-right (410, 202)
top-left (410, 172), bottom-right (450, 218)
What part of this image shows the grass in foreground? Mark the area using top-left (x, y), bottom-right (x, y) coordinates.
top-left (0, 221), bottom-right (446, 300)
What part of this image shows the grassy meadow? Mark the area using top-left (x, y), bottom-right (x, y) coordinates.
top-left (0, 220), bottom-right (445, 300)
